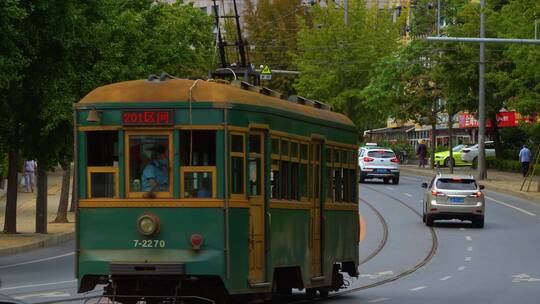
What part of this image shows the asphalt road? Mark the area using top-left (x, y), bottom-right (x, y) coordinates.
top-left (1, 172), bottom-right (540, 303)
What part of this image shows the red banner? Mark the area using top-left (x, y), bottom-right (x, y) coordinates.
top-left (458, 111), bottom-right (520, 128)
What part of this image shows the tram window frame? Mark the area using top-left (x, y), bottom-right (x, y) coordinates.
top-left (180, 166), bottom-right (216, 199)
top-left (248, 132), bottom-right (263, 197)
top-left (325, 147), bottom-right (334, 203)
top-left (230, 132), bottom-right (246, 199)
top-left (334, 149), bottom-right (344, 202)
top-left (179, 130), bottom-right (217, 200)
top-left (270, 137), bottom-right (280, 200)
top-left (290, 140), bottom-right (299, 201)
top-left (299, 142), bottom-right (309, 202)
top-left (280, 138), bottom-right (290, 200)
top-left (125, 131), bottom-right (173, 199)
top-left (86, 131), bottom-right (119, 199)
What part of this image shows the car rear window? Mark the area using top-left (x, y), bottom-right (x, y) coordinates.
top-left (367, 150), bottom-right (395, 158)
top-left (436, 178), bottom-right (477, 190)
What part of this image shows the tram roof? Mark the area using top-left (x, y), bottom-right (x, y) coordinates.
top-left (78, 79), bottom-right (355, 127)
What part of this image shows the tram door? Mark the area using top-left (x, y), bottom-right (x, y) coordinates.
top-left (311, 140), bottom-right (323, 277)
top-left (248, 131), bottom-right (266, 283)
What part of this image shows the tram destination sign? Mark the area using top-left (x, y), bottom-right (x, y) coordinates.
top-left (122, 110), bottom-right (174, 125)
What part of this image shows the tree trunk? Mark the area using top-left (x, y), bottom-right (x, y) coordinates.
top-left (490, 113), bottom-right (502, 159)
top-left (69, 163), bottom-right (76, 212)
top-left (448, 114), bottom-right (454, 174)
top-left (52, 166), bottom-right (70, 223)
top-left (35, 166), bottom-right (48, 233)
top-left (3, 149), bottom-right (19, 233)
top-left (430, 121), bottom-right (436, 169)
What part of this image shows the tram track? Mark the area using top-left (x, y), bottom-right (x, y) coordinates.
top-left (358, 198), bottom-right (388, 266)
top-left (329, 185), bottom-right (438, 296)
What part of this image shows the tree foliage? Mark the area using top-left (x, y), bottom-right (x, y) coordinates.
top-left (293, 0), bottom-right (404, 132)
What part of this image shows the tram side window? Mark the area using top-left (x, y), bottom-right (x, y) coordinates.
top-left (180, 131), bottom-right (216, 198)
top-left (128, 134), bottom-right (170, 195)
top-left (230, 134), bottom-right (245, 196)
top-left (248, 134), bottom-right (262, 196)
top-left (270, 137), bottom-right (280, 199)
top-left (86, 131), bottom-right (118, 198)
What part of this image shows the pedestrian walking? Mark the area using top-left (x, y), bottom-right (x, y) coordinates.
top-left (519, 145), bottom-right (531, 177)
top-left (23, 159), bottom-right (37, 193)
top-left (416, 139), bottom-right (427, 168)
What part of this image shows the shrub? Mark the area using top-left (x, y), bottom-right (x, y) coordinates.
top-left (486, 158), bottom-right (540, 176)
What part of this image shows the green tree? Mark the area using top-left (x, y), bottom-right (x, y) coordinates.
top-left (1, 0), bottom-right (214, 232)
top-left (294, 0), bottom-right (403, 133)
top-left (244, 0), bottom-right (308, 94)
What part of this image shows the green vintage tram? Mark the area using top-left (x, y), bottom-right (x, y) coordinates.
top-left (74, 77), bottom-right (359, 303)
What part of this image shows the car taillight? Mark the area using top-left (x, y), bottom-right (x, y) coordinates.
top-left (390, 158), bottom-right (400, 163)
top-left (363, 157), bottom-right (374, 162)
top-left (472, 191), bottom-right (483, 198)
top-left (190, 234), bottom-right (204, 251)
top-left (431, 190), bottom-right (445, 196)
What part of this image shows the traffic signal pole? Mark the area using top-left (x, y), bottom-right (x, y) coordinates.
top-left (478, 0), bottom-right (487, 180)
top-left (426, 0), bottom-right (540, 180)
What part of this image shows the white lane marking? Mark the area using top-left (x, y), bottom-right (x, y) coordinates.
top-left (369, 298), bottom-right (390, 303)
top-left (410, 286), bottom-right (427, 291)
top-left (460, 228), bottom-right (466, 231)
top-left (465, 257), bottom-right (472, 262)
top-left (404, 193), bottom-right (412, 197)
top-left (466, 236), bottom-right (472, 241)
top-left (0, 280), bottom-right (77, 291)
top-left (386, 187), bottom-right (395, 191)
top-left (440, 276), bottom-right (452, 281)
top-left (467, 246), bottom-right (473, 252)
top-left (15, 292), bottom-right (71, 300)
top-left (359, 270), bottom-right (394, 280)
top-left (0, 252), bottom-right (74, 269)
top-left (512, 274), bottom-right (540, 283)
top-left (458, 266), bottom-right (466, 271)
top-left (486, 196), bottom-right (536, 216)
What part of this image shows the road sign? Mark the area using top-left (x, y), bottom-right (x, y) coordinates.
top-left (260, 65), bottom-right (272, 80)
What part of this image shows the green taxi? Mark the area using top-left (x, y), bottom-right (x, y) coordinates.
top-left (434, 144), bottom-right (471, 167)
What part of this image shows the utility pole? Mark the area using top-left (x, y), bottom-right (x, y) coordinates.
top-left (437, 0), bottom-right (441, 36)
top-left (344, 0), bottom-right (348, 25)
top-left (477, 0), bottom-right (487, 180)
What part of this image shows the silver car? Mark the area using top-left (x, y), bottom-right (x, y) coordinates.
top-left (421, 174), bottom-right (485, 228)
top-left (358, 147), bottom-right (400, 184)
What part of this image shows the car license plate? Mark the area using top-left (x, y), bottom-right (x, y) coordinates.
top-left (377, 169), bottom-right (387, 173)
top-left (449, 197), bottom-right (464, 203)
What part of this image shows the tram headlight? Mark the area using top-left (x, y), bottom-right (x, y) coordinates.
top-left (137, 213), bottom-right (160, 236)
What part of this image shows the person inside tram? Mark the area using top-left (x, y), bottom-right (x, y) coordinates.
top-left (142, 145), bottom-right (168, 192)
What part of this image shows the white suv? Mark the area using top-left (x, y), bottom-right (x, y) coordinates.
top-left (461, 141), bottom-right (496, 165)
top-left (358, 147), bottom-right (400, 184)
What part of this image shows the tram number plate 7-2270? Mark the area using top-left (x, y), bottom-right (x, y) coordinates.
top-left (133, 239), bottom-right (166, 248)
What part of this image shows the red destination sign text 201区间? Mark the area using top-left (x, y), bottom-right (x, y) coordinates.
top-left (122, 110), bottom-right (174, 125)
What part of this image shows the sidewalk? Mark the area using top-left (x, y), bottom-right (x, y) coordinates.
top-left (400, 164), bottom-right (540, 203)
top-left (0, 169), bottom-right (75, 256)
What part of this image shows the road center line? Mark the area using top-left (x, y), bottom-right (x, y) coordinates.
top-left (0, 280), bottom-right (77, 291)
top-left (440, 276), bottom-right (452, 281)
top-left (486, 196), bottom-right (536, 216)
top-left (410, 286), bottom-right (427, 291)
top-left (404, 193), bottom-right (412, 197)
top-left (458, 266), bottom-right (466, 271)
top-left (386, 187), bottom-right (395, 191)
top-left (466, 236), bottom-right (472, 241)
top-left (467, 246), bottom-right (473, 251)
top-left (369, 298), bottom-right (390, 303)
top-left (465, 257), bottom-right (472, 262)
top-left (0, 252), bottom-right (75, 269)
top-left (460, 228), bottom-right (466, 231)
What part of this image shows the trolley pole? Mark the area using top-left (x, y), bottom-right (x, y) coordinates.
top-left (437, 0), bottom-right (441, 36)
top-left (477, 0), bottom-right (487, 180)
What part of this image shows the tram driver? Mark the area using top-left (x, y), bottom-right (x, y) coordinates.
top-left (142, 145), bottom-right (169, 192)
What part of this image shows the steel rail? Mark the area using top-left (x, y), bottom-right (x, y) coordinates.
top-left (358, 198), bottom-right (389, 266)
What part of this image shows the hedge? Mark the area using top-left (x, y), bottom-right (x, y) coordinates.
top-left (486, 159), bottom-right (540, 176)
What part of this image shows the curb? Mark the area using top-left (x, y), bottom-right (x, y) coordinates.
top-left (0, 231), bottom-right (75, 257)
top-left (400, 167), bottom-right (540, 204)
